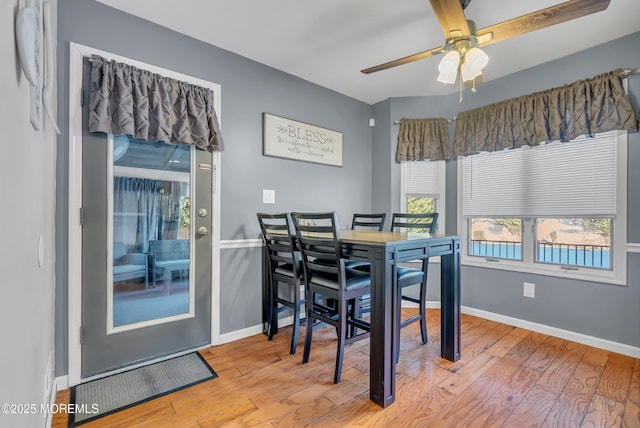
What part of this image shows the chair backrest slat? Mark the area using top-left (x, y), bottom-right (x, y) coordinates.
top-left (391, 212), bottom-right (438, 233)
top-left (291, 212), bottom-right (344, 282)
top-left (351, 213), bottom-right (387, 231)
top-left (257, 212), bottom-right (300, 276)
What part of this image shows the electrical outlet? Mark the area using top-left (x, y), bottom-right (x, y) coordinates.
top-left (523, 282), bottom-right (535, 298)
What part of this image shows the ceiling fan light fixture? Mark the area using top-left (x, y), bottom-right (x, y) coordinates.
top-left (460, 61), bottom-right (481, 82)
top-left (464, 47), bottom-right (489, 73)
top-left (437, 70), bottom-right (458, 84)
top-left (438, 50), bottom-right (460, 75)
top-left (361, 0), bottom-right (613, 100)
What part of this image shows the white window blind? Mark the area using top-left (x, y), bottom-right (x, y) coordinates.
top-left (405, 161), bottom-right (443, 195)
top-left (462, 131), bottom-right (618, 217)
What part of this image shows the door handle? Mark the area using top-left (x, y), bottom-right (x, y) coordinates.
top-left (197, 226), bottom-right (209, 237)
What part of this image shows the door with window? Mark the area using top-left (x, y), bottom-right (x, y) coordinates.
top-left (80, 71), bottom-right (214, 378)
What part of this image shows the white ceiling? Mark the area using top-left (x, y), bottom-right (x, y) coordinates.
top-left (96, 0), bottom-right (638, 104)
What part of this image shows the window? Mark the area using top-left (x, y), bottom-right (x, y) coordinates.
top-left (536, 218), bottom-right (612, 269)
top-left (470, 218), bottom-right (522, 261)
top-left (458, 131), bottom-right (626, 285)
top-left (401, 160), bottom-right (446, 233)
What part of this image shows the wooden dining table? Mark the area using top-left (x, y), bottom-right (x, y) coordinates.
top-left (261, 229), bottom-right (461, 408)
top-left (339, 230), bottom-right (461, 407)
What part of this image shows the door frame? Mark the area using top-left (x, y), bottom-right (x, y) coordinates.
top-left (67, 42), bottom-right (222, 386)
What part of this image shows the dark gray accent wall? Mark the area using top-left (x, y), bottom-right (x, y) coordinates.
top-left (373, 32), bottom-right (640, 348)
top-left (55, 0), bottom-right (372, 375)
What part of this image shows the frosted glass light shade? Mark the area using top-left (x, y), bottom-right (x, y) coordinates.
top-left (438, 50), bottom-right (460, 75)
top-left (465, 47), bottom-right (489, 73)
top-left (437, 71), bottom-right (457, 84)
top-left (461, 62), bottom-right (482, 82)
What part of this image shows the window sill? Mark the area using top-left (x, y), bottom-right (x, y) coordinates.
top-left (461, 257), bottom-right (626, 286)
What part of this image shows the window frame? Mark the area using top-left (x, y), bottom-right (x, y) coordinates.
top-left (457, 131), bottom-right (627, 286)
top-left (400, 160), bottom-right (446, 234)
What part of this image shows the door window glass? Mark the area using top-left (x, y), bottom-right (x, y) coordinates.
top-left (110, 135), bottom-right (193, 329)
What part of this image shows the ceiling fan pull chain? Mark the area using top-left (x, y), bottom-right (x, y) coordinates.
top-left (459, 70), bottom-right (464, 103)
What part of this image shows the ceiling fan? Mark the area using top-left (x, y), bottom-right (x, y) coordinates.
top-left (362, 0), bottom-right (611, 88)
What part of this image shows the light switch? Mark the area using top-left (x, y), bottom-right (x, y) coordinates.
top-left (263, 189), bottom-right (276, 204)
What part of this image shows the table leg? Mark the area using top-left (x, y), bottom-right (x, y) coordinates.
top-left (440, 238), bottom-right (461, 362)
top-left (369, 247), bottom-right (396, 407)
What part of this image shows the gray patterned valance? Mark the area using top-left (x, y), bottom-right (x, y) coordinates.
top-left (453, 69), bottom-right (637, 156)
top-left (396, 118), bottom-right (451, 161)
top-left (88, 55), bottom-right (224, 152)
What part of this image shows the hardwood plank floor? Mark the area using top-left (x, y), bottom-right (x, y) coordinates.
top-left (52, 310), bottom-right (640, 427)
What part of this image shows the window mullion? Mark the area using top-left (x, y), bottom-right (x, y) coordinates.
top-left (522, 218), bottom-right (535, 264)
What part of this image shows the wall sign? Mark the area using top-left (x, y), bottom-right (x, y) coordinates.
top-left (263, 113), bottom-right (343, 167)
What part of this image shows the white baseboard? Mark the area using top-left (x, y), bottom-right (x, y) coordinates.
top-left (218, 315), bottom-right (299, 345)
top-left (55, 375), bottom-right (69, 392)
top-left (402, 301), bottom-right (441, 309)
top-left (462, 305), bottom-right (640, 359)
top-left (219, 324), bottom-right (264, 344)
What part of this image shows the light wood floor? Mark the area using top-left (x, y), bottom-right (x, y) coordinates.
top-left (53, 309), bottom-right (640, 427)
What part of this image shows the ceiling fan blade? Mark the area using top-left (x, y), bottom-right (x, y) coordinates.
top-left (429, 0), bottom-right (471, 38)
top-left (475, 0), bottom-right (611, 47)
top-left (361, 45), bottom-right (445, 74)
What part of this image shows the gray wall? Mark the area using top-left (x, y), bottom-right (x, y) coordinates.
top-left (55, 0), bottom-right (373, 375)
top-left (53, 0), bottom-right (639, 379)
top-left (0, 1), bottom-right (58, 427)
top-left (371, 100), bottom-right (392, 215)
top-left (372, 32), bottom-right (640, 348)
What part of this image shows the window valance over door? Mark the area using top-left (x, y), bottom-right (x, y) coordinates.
top-left (453, 69), bottom-right (637, 157)
top-left (88, 54), bottom-right (224, 152)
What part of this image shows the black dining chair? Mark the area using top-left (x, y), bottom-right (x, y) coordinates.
top-left (345, 213), bottom-right (387, 270)
top-left (291, 212), bottom-right (371, 384)
top-left (390, 212), bottom-right (438, 361)
top-left (257, 212), bottom-right (305, 355)
top-left (347, 213), bottom-right (387, 333)
top-left (351, 213), bottom-right (387, 231)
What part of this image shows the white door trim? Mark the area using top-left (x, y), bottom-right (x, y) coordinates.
top-left (67, 42), bottom-right (222, 386)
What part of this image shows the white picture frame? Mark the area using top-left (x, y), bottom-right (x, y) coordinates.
top-left (263, 113), bottom-right (343, 167)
